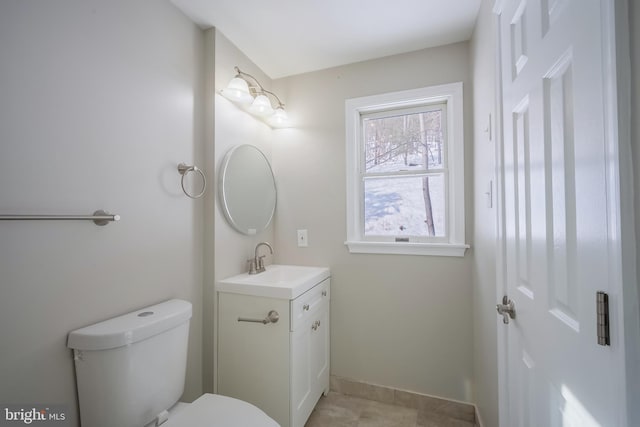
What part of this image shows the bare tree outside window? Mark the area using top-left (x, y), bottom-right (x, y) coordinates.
top-left (362, 106), bottom-right (446, 238)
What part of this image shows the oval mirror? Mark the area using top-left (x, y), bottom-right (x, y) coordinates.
top-left (219, 145), bottom-right (276, 235)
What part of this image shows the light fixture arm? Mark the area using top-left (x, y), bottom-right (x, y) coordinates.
top-left (234, 66), bottom-right (285, 109)
top-left (221, 66), bottom-right (289, 127)
top-left (261, 88), bottom-right (285, 109)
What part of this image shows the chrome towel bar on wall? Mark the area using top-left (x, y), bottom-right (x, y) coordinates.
top-left (0, 210), bottom-right (120, 226)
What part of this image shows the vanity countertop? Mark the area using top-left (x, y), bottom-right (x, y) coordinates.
top-left (217, 264), bottom-right (330, 300)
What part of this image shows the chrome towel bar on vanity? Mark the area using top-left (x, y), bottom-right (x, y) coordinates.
top-left (238, 310), bottom-right (280, 325)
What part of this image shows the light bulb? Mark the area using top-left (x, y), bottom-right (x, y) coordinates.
top-left (268, 107), bottom-right (289, 127)
top-left (221, 77), bottom-right (253, 105)
top-left (249, 94), bottom-right (274, 117)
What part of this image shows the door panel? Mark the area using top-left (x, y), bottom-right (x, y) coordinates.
top-left (291, 320), bottom-right (312, 427)
top-left (311, 303), bottom-right (329, 393)
top-left (496, 0), bottom-right (623, 425)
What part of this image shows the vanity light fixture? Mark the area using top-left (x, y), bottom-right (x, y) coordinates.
top-left (221, 66), bottom-right (289, 128)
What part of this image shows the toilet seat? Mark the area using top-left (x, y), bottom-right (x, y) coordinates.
top-left (161, 393), bottom-right (279, 427)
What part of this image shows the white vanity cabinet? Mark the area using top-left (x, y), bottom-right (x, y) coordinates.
top-left (217, 272), bottom-right (330, 427)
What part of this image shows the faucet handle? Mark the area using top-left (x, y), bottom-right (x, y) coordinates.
top-left (247, 258), bottom-right (257, 275)
top-left (258, 255), bottom-right (266, 270)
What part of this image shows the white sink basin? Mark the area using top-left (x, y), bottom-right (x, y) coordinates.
top-left (217, 264), bottom-right (330, 299)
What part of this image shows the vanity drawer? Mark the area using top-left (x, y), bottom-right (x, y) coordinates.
top-left (290, 278), bottom-right (330, 331)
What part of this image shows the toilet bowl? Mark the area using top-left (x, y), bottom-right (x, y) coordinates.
top-left (67, 299), bottom-right (278, 427)
top-left (161, 394), bottom-right (278, 427)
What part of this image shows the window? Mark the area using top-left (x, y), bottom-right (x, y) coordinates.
top-left (345, 83), bottom-right (468, 256)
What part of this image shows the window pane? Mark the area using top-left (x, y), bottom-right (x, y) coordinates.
top-left (364, 174), bottom-right (446, 237)
top-left (363, 109), bottom-right (444, 173)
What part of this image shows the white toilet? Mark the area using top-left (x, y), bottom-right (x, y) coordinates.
top-left (67, 299), bottom-right (279, 427)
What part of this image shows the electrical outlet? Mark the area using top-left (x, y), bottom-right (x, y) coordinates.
top-left (297, 229), bottom-right (308, 247)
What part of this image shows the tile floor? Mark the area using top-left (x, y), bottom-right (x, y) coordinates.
top-left (305, 392), bottom-right (476, 427)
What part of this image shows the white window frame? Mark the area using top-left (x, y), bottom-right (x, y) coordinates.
top-left (345, 82), bottom-right (469, 257)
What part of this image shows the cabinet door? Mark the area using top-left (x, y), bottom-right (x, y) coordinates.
top-left (291, 317), bottom-right (314, 427)
top-left (217, 293), bottom-right (290, 426)
top-left (311, 303), bottom-right (330, 396)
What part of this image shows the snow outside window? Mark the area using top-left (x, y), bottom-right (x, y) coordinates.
top-left (345, 83), bottom-right (469, 257)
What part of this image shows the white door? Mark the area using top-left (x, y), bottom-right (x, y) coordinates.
top-left (495, 0), bottom-right (626, 426)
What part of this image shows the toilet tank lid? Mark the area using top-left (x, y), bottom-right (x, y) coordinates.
top-left (67, 299), bottom-right (192, 351)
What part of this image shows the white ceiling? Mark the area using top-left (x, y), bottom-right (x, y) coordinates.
top-left (171, 0), bottom-right (482, 79)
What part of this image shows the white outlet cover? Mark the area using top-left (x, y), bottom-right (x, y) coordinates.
top-left (297, 229), bottom-right (308, 247)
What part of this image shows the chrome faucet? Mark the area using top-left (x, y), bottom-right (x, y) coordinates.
top-left (248, 242), bottom-right (273, 274)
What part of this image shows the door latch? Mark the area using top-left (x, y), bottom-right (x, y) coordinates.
top-left (497, 296), bottom-right (516, 324)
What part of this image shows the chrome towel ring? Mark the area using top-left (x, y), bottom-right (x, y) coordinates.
top-left (178, 163), bottom-right (207, 199)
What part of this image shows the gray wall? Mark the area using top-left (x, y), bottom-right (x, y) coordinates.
top-left (213, 31), bottom-right (274, 285)
top-left (209, 30), bottom-right (275, 392)
top-left (470, 0), bottom-right (499, 426)
top-left (632, 0), bottom-right (640, 327)
top-left (0, 1), bottom-right (205, 425)
top-left (272, 43), bottom-right (474, 402)
top-left (628, 1), bottom-right (640, 424)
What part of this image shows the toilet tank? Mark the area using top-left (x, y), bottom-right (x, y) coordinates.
top-left (67, 299), bottom-right (192, 427)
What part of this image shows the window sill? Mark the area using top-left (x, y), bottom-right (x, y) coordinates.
top-left (344, 241), bottom-right (469, 257)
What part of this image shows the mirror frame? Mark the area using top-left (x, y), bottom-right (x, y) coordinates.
top-left (219, 144), bottom-right (277, 235)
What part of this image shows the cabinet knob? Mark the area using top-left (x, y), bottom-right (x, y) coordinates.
top-left (303, 304), bottom-right (310, 311)
top-left (311, 320), bottom-right (321, 331)
top-left (322, 290), bottom-right (327, 297)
